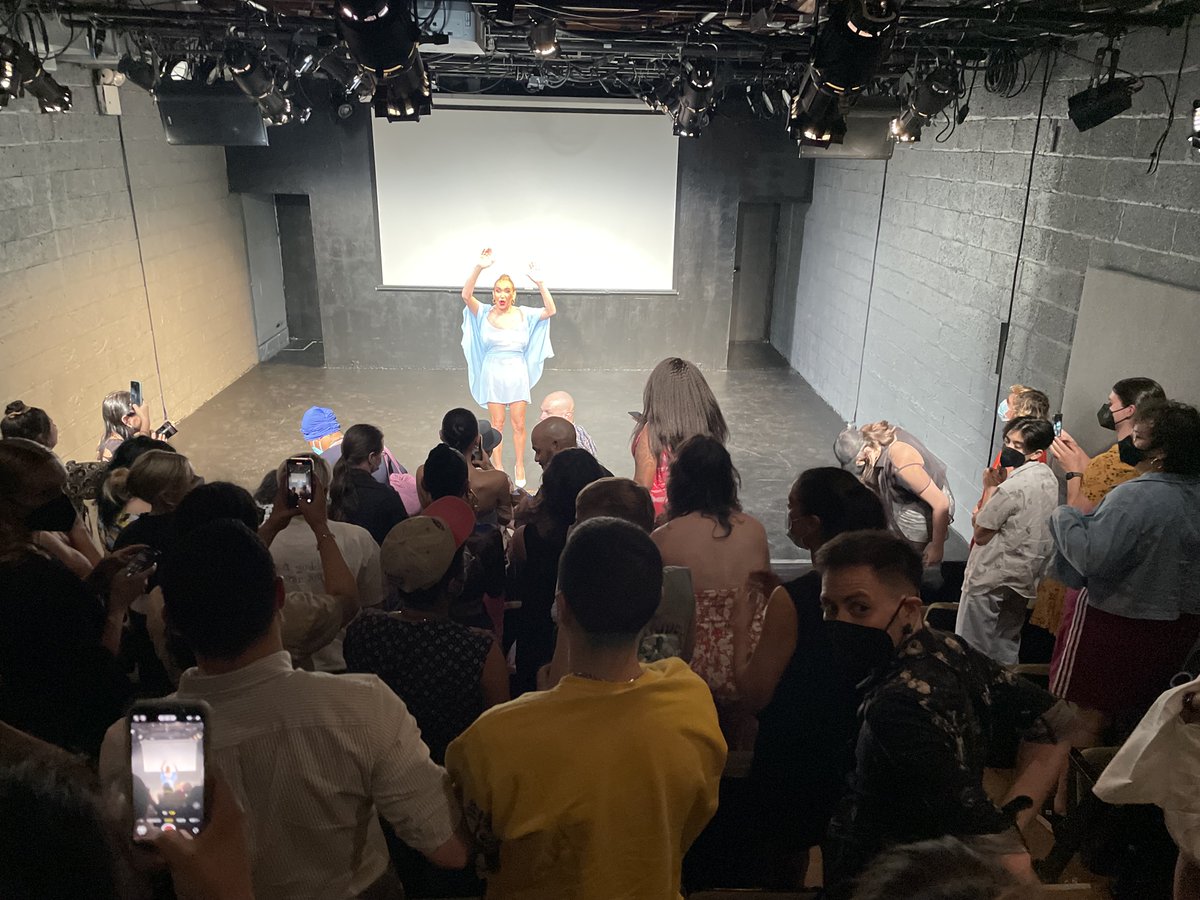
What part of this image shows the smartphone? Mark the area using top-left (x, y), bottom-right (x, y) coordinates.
top-left (1053, 413), bottom-right (1063, 437)
top-left (130, 380), bottom-right (143, 407)
top-left (124, 548), bottom-right (159, 577)
top-left (286, 456), bottom-right (315, 507)
top-left (128, 700), bottom-right (210, 839)
top-left (154, 420), bottom-right (178, 441)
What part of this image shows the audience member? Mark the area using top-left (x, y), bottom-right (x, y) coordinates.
top-left (507, 448), bottom-right (611, 695)
top-left (652, 434), bottom-right (770, 746)
top-left (110, 449), bottom-right (199, 553)
top-left (446, 517), bottom-right (726, 899)
top-left (261, 455), bottom-right (377, 670)
top-left (1049, 400), bottom-right (1200, 743)
top-left (98, 389), bottom-right (152, 462)
top-left (530, 415), bottom-right (577, 471)
top-left (0, 438), bottom-right (144, 757)
top-left (99, 519), bottom-right (468, 900)
top-left (301, 405), bottom-right (345, 467)
top-left (849, 837), bottom-right (1027, 900)
top-left (96, 435), bottom-right (176, 548)
top-left (997, 383), bottom-right (1051, 425)
top-left (329, 423), bottom-right (408, 543)
top-left (2, 400), bottom-right (57, 446)
top-left (1035, 376), bottom-right (1166, 676)
top-left (848, 420), bottom-right (955, 567)
top-left (730, 467), bottom-right (887, 885)
top-left (419, 409), bottom-right (512, 524)
top-left (540, 390), bottom-right (597, 456)
top-left (817, 530), bottom-right (1080, 896)
top-left (632, 357), bottom-right (729, 520)
top-left (345, 497), bottom-right (509, 764)
top-left (956, 417), bottom-right (1058, 664)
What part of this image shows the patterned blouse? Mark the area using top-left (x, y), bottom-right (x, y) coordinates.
top-left (343, 612), bottom-right (492, 765)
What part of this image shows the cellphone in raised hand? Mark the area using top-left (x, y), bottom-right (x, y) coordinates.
top-left (128, 699), bottom-right (211, 839)
top-left (130, 380), bottom-right (143, 407)
top-left (1053, 413), bottom-right (1063, 437)
top-left (285, 457), bottom-right (315, 507)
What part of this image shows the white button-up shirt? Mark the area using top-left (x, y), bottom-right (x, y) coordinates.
top-left (963, 461), bottom-right (1059, 599)
top-left (100, 652), bottom-right (458, 900)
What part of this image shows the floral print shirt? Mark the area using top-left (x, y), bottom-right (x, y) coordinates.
top-left (824, 628), bottom-right (1058, 893)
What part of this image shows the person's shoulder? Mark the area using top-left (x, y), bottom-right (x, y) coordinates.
top-left (643, 657), bottom-right (713, 696)
top-left (328, 519), bottom-right (377, 546)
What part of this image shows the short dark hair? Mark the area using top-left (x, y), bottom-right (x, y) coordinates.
top-left (575, 477), bottom-right (655, 532)
top-left (441, 408), bottom-right (479, 454)
top-left (666, 434), bottom-right (741, 536)
top-left (2, 401), bottom-right (52, 445)
top-left (421, 444), bottom-right (469, 500)
top-left (559, 517), bottom-right (663, 644)
top-left (1004, 416), bottom-right (1055, 454)
top-left (1112, 377), bottom-right (1165, 410)
top-left (159, 520), bottom-right (278, 660)
top-left (174, 482), bottom-right (260, 535)
top-left (1134, 400), bottom-right (1200, 476)
top-left (814, 530), bottom-right (923, 595)
top-left (792, 467), bottom-right (887, 542)
top-left (538, 448), bottom-right (612, 536)
top-left (851, 836), bottom-right (1025, 900)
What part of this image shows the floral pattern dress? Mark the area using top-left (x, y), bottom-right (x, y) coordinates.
top-left (690, 586), bottom-right (767, 749)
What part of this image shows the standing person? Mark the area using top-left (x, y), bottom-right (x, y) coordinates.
top-left (1049, 400), bottom-right (1200, 742)
top-left (652, 435), bottom-right (770, 747)
top-left (539, 390), bottom-right (598, 456)
top-left (847, 421), bottom-right (954, 568)
top-left (956, 418), bottom-right (1059, 664)
top-left (460, 248), bottom-right (557, 488)
top-left (328, 424), bottom-right (409, 544)
top-left (97, 390), bottom-right (152, 462)
top-left (632, 357), bottom-right (729, 521)
top-left (446, 517), bottom-right (726, 900)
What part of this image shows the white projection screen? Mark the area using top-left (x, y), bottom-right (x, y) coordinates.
top-left (372, 102), bottom-right (679, 291)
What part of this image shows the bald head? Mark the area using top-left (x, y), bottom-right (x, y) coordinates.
top-left (531, 416), bottom-right (577, 470)
top-left (540, 391), bottom-right (576, 423)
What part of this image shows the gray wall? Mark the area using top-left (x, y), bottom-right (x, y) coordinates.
top-left (773, 23), bottom-right (1200, 538)
top-left (276, 194), bottom-right (323, 342)
top-left (227, 95), bottom-right (814, 370)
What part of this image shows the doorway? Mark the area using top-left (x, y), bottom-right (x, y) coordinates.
top-left (728, 201), bottom-right (787, 369)
top-left (274, 194), bottom-right (324, 367)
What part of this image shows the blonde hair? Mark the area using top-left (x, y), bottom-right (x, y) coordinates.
top-left (859, 420), bottom-right (898, 450)
top-left (1011, 387), bottom-right (1050, 420)
top-left (493, 274), bottom-right (516, 293)
top-left (104, 449), bottom-right (194, 511)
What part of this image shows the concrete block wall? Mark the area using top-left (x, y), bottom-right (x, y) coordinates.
top-left (776, 22), bottom-right (1200, 538)
top-left (0, 64), bottom-right (256, 463)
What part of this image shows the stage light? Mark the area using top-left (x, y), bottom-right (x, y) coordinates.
top-left (0, 35), bottom-right (73, 112)
top-left (337, 0), bottom-right (431, 122)
top-left (1190, 100), bottom-right (1200, 150)
top-left (672, 58), bottom-right (714, 138)
top-left (890, 67), bottom-right (959, 143)
top-left (226, 45), bottom-right (296, 125)
top-left (118, 53), bottom-right (158, 92)
top-left (301, 46), bottom-right (374, 101)
top-left (1067, 42), bottom-right (1141, 133)
top-left (527, 18), bottom-right (560, 59)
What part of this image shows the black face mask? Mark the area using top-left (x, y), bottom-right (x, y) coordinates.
top-left (25, 492), bottom-right (77, 533)
top-left (824, 609), bottom-right (902, 687)
top-left (1118, 436), bottom-right (1146, 467)
top-left (1097, 402), bottom-right (1133, 431)
top-left (999, 446), bottom-right (1028, 469)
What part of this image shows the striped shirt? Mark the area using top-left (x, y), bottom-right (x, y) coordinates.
top-left (100, 651), bottom-right (459, 900)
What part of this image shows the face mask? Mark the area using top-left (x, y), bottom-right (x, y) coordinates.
top-left (999, 446), bottom-right (1028, 469)
top-left (25, 492), bottom-right (77, 533)
top-left (997, 399), bottom-right (1009, 420)
top-left (1118, 436), bottom-right (1146, 467)
top-left (1098, 402), bottom-right (1133, 431)
top-left (824, 619), bottom-right (897, 686)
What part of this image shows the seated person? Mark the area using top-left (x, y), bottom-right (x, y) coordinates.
top-left (850, 837), bottom-right (1027, 900)
top-left (540, 390), bottom-right (597, 457)
top-left (817, 530), bottom-right (1081, 897)
top-left (95, 436), bottom-right (175, 550)
top-left (345, 497), bottom-right (509, 765)
top-left (418, 409), bottom-right (513, 526)
top-left (100, 519), bottom-right (467, 900)
top-left (446, 517), bottom-right (726, 899)
top-left (328, 424), bottom-right (408, 544)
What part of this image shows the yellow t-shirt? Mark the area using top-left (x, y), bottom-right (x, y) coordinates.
top-left (445, 657), bottom-right (727, 900)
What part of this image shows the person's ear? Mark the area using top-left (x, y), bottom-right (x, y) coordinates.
top-left (273, 577), bottom-right (286, 613)
top-left (900, 595), bottom-right (923, 636)
top-left (554, 591), bottom-right (573, 630)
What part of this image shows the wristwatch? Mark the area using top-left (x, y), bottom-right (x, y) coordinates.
top-left (1065, 472), bottom-right (1084, 481)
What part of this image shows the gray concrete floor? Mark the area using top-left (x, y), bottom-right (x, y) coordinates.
top-left (173, 354), bottom-right (849, 562)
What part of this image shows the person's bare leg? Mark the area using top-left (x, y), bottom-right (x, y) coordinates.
top-left (1176, 853), bottom-right (1200, 900)
top-left (488, 403), bottom-right (507, 471)
top-left (511, 401), bottom-right (528, 486)
top-left (1005, 740), bottom-right (1072, 833)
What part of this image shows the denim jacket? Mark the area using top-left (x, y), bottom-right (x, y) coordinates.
top-left (1050, 473), bottom-right (1200, 620)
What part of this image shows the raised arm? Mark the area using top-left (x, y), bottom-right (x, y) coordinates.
top-left (527, 262), bottom-right (556, 320)
top-left (462, 248), bottom-right (494, 316)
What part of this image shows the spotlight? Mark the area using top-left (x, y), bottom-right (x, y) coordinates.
top-left (226, 45), bottom-right (295, 125)
top-left (302, 46), bottom-right (374, 101)
top-left (1067, 43), bottom-right (1141, 133)
top-left (890, 67), bottom-right (959, 143)
top-left (0, 35), bottom-right (72, 112)
top-left (1190, 99), bottom-right (1199, 150)
top-left (673, 58), bottom-right (714, 138)
top-left (118, 53), bottom-right (157, 92)
top-left (527, 18), bottom-right (560, 59)
top-left (337, 0), bottom-right (431, 121)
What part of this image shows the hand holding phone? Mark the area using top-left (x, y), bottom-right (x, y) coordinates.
top-left (1053, 413), bottom-right (1063, 437)
top-left (130, 380), bottom-right (143, 407)
top-left (128, 700), bottom-right (210, 840)
top-left (285, 457), bottom-right (315, 508)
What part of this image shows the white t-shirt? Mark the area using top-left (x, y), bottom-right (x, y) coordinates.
top-left (270, 520), bottom-right (385, 671)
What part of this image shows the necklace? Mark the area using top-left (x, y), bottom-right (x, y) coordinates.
top-left (569, 670), bottom-right (642, 684)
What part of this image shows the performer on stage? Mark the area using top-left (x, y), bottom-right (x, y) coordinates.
top-left (461, 248), bottom-right (556, 488)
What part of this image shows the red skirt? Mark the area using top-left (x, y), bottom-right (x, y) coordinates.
top-left (1050, 588), bottom-right (1200, 717)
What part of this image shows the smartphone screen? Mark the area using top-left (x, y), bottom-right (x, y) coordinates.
top-left (1053, 413), bottom-right (1063, 437)
top-left (130, 380), bottom-right (143, 407)
top-left (286, 457), bottom-right (314, 506)
top-left (129, 704), bottom-right (207, 839)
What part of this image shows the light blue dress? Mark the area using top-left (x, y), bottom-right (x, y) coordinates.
top-left (461, 303), bottom-right (553, 409)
